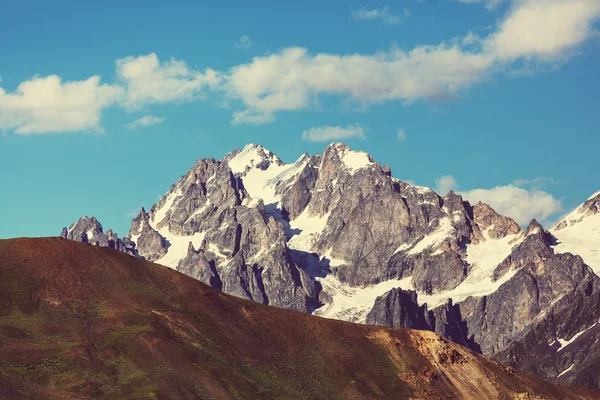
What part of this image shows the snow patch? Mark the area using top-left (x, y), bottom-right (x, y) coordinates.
top-left (557, 321), bottom-right (599, 352)
top-left (466, 230), bottom-right (519, 279)
top-left (287, 210), bottom-right (330, 252)
top-left (187, 203), bottom-right (210, 220)
top-left (393, 243), bottom-right (410, 255)
top-left (552, 212), bottom-right (600, 274)
top-left (341, 150), bottom-right (373, 175)
top-left (228, 144), bottom-right (278, 174)
top-left (408, 218), bottom-right (454, 255)
top-left (417, 266), bottom-right (519, 309)
top-left (321, 248), bottom-right (347, 267)
top-left (155, 231), bottom-right (206, 268)
top-left (313, 275), bottom-right (413, 323)
top-left (242, 154), bottom-right (308, 207)
top-left (557, 364), bottom-right (574, 378)
top-left (152, 190), bottom-right (180, 227)
top-left (86, 229), bottom-right (96, 241)
top-left (414, 229), bottom-right (526, 308)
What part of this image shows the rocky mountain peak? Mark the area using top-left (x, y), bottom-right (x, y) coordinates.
top-left (321, 142), bottom-right (374, 176)
top-left (61, 216), bottom-right (136, 256)
top-left (555, 189), bottom-right (600, 230)
top-left (473, 202), bottom-right (522, 239)
top-left (227, 143), bottom-right (284, 174)
top-left (525, 219), bottom-right (544, 235)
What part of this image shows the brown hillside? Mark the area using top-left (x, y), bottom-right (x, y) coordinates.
top-left (0, 237), bottom-right (597, 399)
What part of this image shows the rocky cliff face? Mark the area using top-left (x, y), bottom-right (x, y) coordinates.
top-left (366, 288), bottom-right (479, 352)
top-left (59, 143), bottom-right (600, 388)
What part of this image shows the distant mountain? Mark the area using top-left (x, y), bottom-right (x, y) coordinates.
top-left (1, 237), bottom-right (597, 399)
top-left (60, 143), bottom-right (600, 388)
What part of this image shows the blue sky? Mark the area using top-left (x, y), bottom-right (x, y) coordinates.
top-left (1, 0), bottom-right (599, 238)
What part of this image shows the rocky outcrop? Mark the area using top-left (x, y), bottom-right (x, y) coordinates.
top-left (128, 208), bottom-right (167, 261)
top-left (492, 220), bottom-right (553, 281)
top-left (366, 288), bottom-right (479, 352)
top-left (458, 222), bottom-right (600, 356)
top-left (177, 242), bottom-right (221, 288)
top-left (60, 216), bottom-right (136, 256)
top-left (366, 289), bottom-right (430, 330)
top-left (473, 202), bottom-right (521, 239)
top-left (555, 191), bottom-right (600, 230)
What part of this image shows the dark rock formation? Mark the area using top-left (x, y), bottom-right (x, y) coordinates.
top-left (60, 216), bottom-right (136, 256)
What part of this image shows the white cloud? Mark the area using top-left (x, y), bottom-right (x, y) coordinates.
top-left (125, 115), bottom-right (165, 130)
top-left (235, 35), bottom-right (252, 49)
top-left (3, 0), bottom-right (600, 132)
top-left (352, 6), bottom-right (408, 25)
top-left (397, 128), bottom-right (407, 140)
top-left (224, 46), bottom-right (493, 124)
top-left (435, 174), bottom-right (563, 225)
top-left (436, 175), bottom-right (459, 195)
top-left (484, 0), bottom-right (600, 62)
top-left (224, 0), bottom-right (600, 124)
top-left (462, 185), bottom-right (562, 225)
top-left (301, 124), bottom-right (366, 142)
top-left (116, 53), bottom-right (221, 110)
top-left (0, 75), bottom-right (122, 134)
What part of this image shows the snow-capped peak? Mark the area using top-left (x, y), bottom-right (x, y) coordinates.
top-left (325, 142), bottom-right (374, 175)
top-left (228, 143), bottom-right (282, 174)
top-left (552, 189), bottom-right (600, 274)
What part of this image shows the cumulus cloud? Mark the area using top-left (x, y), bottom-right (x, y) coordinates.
top-left (0, 75), bottom-right (123, 134)
top-left (462, 185), bottom-right (562, 225)
top-left (116, 53), bottom-right (221, 110)
top-left (235, 35), bottom-right (252, 50)
top-left (301, 124), bottom-right (366, 142)
top-left (484, 0), bottom-right (600, 62)
top-left (224, 46), bottom-right (493, 124)
top-left (3, 0), bottom-right (600, 133)
top-left (224, 0), bottom-right (600, 124)
top-left (435, 174), bottom-right (563, 225)
top-left (352, 6), bottom-right (408, 25)
top-left (125, 115), bottom-right (165, 130)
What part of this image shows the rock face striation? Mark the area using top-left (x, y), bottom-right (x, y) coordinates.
top-left (60, 143), bottom-right (600, 389)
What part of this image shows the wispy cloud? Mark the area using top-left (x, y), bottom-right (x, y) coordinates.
top-left (397, 128), bottom-right (407, 141)
top-left (352, 6), bottom-right (408, 25)
top-left (456, 0), bottom-right (506, 10)
top-left (125, 209), bottom-right (140, 218)
top-left (512, 177), bottom-right (562, 189)
top-left (301, 124), bottom-right (366, 142)
top-left (235, 35), bottom-right (252, 50)
top-left (125, 115), bottom-right (165, 130)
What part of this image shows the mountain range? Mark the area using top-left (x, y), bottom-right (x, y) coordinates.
top-left (2, 237), bottom-right (599, 399)
top-left (60, 143), bottom-right (600, 389)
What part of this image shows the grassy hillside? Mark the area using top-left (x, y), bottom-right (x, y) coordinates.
top-left (0, 238), bottom-right (597, 399)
